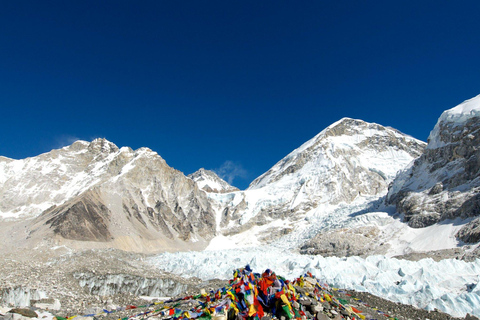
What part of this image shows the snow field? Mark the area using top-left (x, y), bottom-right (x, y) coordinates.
top-left (148, 248), bottom-right (480, 318)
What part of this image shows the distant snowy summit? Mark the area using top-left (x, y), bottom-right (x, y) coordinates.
top-left (188, 168), bottom-right (239, 193)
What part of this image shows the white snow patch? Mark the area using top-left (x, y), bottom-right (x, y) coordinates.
top-left (384, 218), bottom-right (464, 255)
top-left (205, 235), bottom-right (239, 251)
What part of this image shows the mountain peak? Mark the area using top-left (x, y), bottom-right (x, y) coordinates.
top-left (249, 118), bottom-right (425, 190)
top-left (68, 140), bottom-right (90, 151)
top-left (323, 117), bottom-right (399, 139)
top-left (188, 168), bottom-right (239, 193)
top-left (87, 138), bottom-right (119, 154)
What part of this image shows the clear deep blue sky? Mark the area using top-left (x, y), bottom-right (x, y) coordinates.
top-left (1, 1), bottom-right (479, 189)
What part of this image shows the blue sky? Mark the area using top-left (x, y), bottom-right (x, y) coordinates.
top-left (1, 1), bottom-right (479, 189)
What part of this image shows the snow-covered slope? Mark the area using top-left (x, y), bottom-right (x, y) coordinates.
top-left (188, 168), bottom-right (239, 193)
top-left (387, 94), bottom-right (480, 233)
top-left (208, 118), bottom-right (425, 245)
top-left (250, 118), bottom-right (423, 191)
top-left (0, 139), bottom-right (216, 252)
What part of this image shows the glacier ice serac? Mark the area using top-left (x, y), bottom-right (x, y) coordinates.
top-left (147, 248), bottom-right (480, 318)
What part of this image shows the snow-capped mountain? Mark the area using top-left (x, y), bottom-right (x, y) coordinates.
top-left (387, 95), bottom-right (480, 239)
top-left (2, 102), bottom-right (479, 257)
top-left (0, 119), bottom-right (428, 254)
top-left (249, 118), bottom-right (424, 192)
top-left (188, 168), bottom-right (239, 193)
top-left (0, 138), bottom-right (216, 252)
top-left (208, 118), bottom-right (425, 240)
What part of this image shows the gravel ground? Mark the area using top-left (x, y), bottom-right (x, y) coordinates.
top-left (0, 249), bottom-right (214, 317)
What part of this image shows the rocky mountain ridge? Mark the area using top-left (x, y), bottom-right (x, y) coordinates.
top-left (386, 94), bottom-right (480, 241)
top-left (0, 138), bottom-right (216, 253)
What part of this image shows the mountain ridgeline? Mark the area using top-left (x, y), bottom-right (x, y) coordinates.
top-left (1, 94), bottom-right (479, 255)
top-left (0, 139), bottom-right (215, 252)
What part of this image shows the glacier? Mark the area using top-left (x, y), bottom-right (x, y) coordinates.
top-left (147, 247), bottom-right (480, 318)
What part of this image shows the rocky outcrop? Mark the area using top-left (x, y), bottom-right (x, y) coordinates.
top-left (42, 190), bottom-right (112, 242)
top-left (299, 226), bottom-right (389, 257)
top-left (456, 217), bottom-right (480, 244)
top-left (7, 308), bottom-right (38, 318)
top-left (386, 94), bottom-right (480, 229)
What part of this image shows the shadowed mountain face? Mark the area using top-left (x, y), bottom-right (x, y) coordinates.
top-left (387, 95), bottom-right (480, 234)
top-left (43, 189), bottom-right (113, 242)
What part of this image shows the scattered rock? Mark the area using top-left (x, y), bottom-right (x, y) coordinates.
top-left (315, 313), bottom-right (329, 320)
top-left (32, 299), bottom-right (61, 311)
top-left (456, 217), bottom-right (480, 243)
top-left (7, 309), bottom-right (38, 318)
